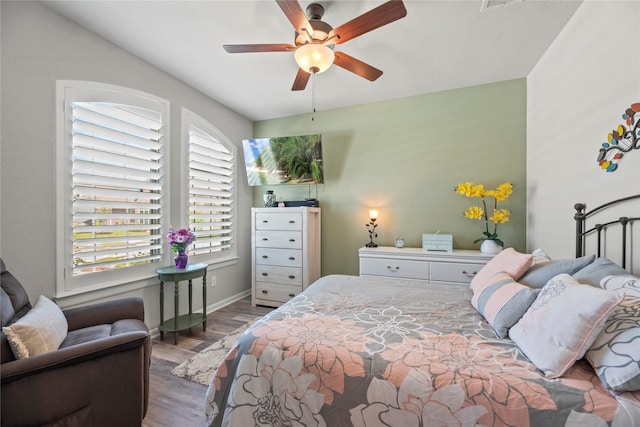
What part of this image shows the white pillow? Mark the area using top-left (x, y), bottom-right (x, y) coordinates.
top-left (509, 274), bottom-right (622, 378)
top-left (2, 295), bottom-right (68, 359)
top-left (530, 248), bottom-right (551, 265)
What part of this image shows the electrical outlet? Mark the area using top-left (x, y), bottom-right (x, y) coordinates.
top-left (210, 275), bottom-right (217, 288)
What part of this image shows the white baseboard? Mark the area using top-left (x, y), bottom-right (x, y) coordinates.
top-left (205, 289), bottom-right (252, 314)
top-left (149, 289), bottom-right (252, 339)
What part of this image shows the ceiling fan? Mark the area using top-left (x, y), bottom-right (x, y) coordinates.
top-left (223, 0), bottom-right (407, 91)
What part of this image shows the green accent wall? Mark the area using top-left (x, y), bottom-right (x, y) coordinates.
top-left (253, 78), bottom-right (526, 276)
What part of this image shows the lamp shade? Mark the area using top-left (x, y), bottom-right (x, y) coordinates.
top-left (294, 44), bottom-right (335, 74)
top-left (369, 209), bottom-right (379, 220)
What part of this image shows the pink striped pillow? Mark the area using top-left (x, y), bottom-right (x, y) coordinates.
top-left (470, 248), bottom-right (534, 308)
top-left (472, 272), bottom-right (539, 338)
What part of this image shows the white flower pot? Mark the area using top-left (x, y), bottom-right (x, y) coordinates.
top-left (480, 239), bottom-right (503, 254)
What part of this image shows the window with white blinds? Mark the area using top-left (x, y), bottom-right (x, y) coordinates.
top-left (187, 116), bottom-right (235, 257)
top-left (57, 82), bottom-right (168, 295)
top-left (71, 102), bottom-right (164, 275)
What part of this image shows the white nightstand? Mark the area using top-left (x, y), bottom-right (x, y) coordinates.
top-left (359, 246), bottom-right (493, 285)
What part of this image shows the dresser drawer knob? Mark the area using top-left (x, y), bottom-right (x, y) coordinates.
top-left (262, 255), bottom-right (268, 259)
top-left (462, 270), bottom-right (478, 278)
top-left (262, 220), bottom-right (269, 223)
top-left (288, 275), bottom-right (295, 279)
top-left (289, 239), bottom-right (296, 242)
top-left (262, 290), bottom-right (268, 294)
top-left (262, 237), bottom-right (268, 241)
top-left (289, 220), bottom-right (295, 224)
top-left (387, 266), bottom-right (400, 272)
top-left (288, 257), bottom-right (296, 260)
top-left (262, 273), bottom-right (268, 277)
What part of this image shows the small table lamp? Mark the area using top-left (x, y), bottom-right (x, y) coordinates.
top-left (365, 209), bottom-right (379, 247)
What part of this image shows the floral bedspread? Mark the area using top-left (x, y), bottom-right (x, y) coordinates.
top-left (205, 274), bottom-right (640, 427)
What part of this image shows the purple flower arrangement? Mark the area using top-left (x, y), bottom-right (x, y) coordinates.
top-left (166, 228), bottom-right (196, 253)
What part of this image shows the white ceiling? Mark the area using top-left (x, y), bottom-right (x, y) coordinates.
top-left (44, 0), bottom-right (582, 121)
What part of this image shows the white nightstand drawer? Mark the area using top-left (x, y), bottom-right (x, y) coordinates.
top-left (255, 265), bottom-right (303, 285)
top-left (430, 262), bottom-right (482, 284)
top-left (255, 230), bottom-right (302, 249)
top-left (359, 247), bottom-right (492, 286)
top-left (255, 282), bottom-right (302, 304)
top-left (255, 212), bottom-right (302, 231)
top-left (360, 258), bottom-right (429, 280)
top-left (255, 248), bottom-right (302, 267)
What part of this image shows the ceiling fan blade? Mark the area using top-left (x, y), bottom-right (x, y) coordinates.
top-left (328, 0), bottom-right (407, 45)
top-left (276, 0), bottom-right (313, 38)
top-left (291, 68), bottom-right (311, 91)
top-left (223, 44), bottom-right (296, 53)
top-left (333, 51), bottom-right (383, 81)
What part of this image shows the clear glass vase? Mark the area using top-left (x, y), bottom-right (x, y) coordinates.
top-left (263, 190), bottom-right (276, 207)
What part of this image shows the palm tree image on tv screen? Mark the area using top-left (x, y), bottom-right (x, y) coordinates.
top-left (242, 134), bottom-right (324, 186)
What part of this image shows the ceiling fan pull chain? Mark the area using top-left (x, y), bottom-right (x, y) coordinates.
top-left (311, 72), bottom-right (316, 121)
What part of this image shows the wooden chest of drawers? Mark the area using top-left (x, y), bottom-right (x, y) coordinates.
top-left (251, 207), bottom-right (321, 307)
top-left (359, 246), bottom-right (493, 285)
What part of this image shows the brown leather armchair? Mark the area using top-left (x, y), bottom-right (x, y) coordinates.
top-left (1, 259), bottom-right (151, 427)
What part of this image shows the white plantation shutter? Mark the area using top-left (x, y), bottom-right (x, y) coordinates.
top-left (188, 124), bottom-right (234, 255)
top-left (70, 100), bottom-right (164, 276)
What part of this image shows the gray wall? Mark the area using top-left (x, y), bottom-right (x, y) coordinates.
top-left (1, 1), bottom-right (254, 328)
top-left (527, 0), bottom-right (640, 272)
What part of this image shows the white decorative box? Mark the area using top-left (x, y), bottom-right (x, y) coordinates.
top-left (422, 233), bottom-right (453, 252)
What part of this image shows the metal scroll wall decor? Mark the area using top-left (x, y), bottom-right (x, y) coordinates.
top-left (597, 102), bottom-right (640, 172)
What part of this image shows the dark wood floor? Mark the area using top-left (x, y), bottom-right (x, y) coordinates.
top-left (142, 296), bottom-right (273, 427)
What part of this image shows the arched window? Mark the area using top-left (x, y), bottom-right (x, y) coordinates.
top-left (56, 81), bottom-right (168, 296)
top-left (183, 109), bottom-right (236, 261)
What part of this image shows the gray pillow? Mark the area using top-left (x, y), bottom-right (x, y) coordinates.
top-left (519, 255), bottom-right (595, 288)
top-left (572, 257), bottom-right (629, 287)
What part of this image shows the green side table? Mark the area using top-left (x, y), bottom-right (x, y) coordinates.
top-left (156, 263), bottom-right (208, 344)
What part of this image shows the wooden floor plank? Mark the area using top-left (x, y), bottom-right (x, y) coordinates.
top-left (142, 296), bottom-right (273, 427)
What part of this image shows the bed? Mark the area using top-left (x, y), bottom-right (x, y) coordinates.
top-left (205, 196), bottom-right (640, 427)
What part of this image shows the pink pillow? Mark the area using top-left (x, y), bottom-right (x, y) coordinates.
top-left (471, 248), bottom-right (533, 307)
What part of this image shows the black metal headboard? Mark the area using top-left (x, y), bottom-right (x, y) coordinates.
top-left (575, 194), bottom-right (640, 269)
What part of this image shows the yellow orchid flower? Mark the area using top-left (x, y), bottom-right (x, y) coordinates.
top-left (494, 183), bottom-right (513, 202)
top-left (454, 183), bottom-right (472, 196)
top-left (455, 181), bottom-right (514, 247)
top-left (469, 185), bottom-right (485, 197)
top-left (454, 182), bottom-right (486, 198)
top-left (464, 206), bottom-right (484, 220)
top-left (490, 209), bottom-right (510, 224)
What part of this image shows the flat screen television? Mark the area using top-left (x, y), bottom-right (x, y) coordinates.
top-left (242, 134), bottom-right (324, 186)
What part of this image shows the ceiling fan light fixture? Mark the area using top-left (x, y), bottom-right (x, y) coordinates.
top-left (294, 43), bottom-right (335, 74)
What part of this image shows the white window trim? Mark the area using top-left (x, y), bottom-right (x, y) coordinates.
top-left (181, 108), bottom-right (238, 267)
top-left (55, 80), bottom-right (170, 300)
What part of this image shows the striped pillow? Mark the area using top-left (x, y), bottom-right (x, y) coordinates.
top-left (470, 248), bottom-right (533, 308)
top-left (472, 272), bottom-right (539, 338)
